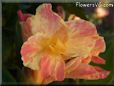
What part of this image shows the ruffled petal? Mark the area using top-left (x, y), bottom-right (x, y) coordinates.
top-left (66, 18), bottom-right (97, 37)
top-left (65, 18), bottom-right (99, 58)
top-left (21, 33), bottom-right (47, 70)
top-left (40, 54), bottom-right (65, 82)
top-left (31, 54), bottom-right (65, 84)
top-left (18, 4), bottom-right (68, 41)
top-left (90, 37), bottom-right (106, 56)
top-left (30, 4), bottom-right (67, 36)
top-left (66, 63), bottom-right (110, 80)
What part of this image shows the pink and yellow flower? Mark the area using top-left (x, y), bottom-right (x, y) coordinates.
top-left (18, 4), bottom-right (110, 84)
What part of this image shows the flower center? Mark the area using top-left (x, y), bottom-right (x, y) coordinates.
top-left (41, 37), bottom-right (66, 55)
top-left (49, 38), bottom-right (66, 54)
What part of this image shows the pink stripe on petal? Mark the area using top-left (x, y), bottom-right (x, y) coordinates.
top-left (54, 58), bottom-right (65, 81)
top-left (66, 64), bottom-right (96, 79)
top-left (94, 66), bottom-right (110, 79)
top-left (91, 37), bottom-right (106, 56)
top-left (65, 57), bottom-right (82, 73)
top-left (66, 63), bottom-right (110, 80)
top-left (40, 55), bottom-right (51, 78)
top-left (66, 19), bottom-right (97, 37)
top-left (91, 56), bottom-right (105, 64)
top-left (65, 19), bottom-right (98, 58)
top-left (39, 53), bottom-right (65, 82)
top-left (31, 4), bottom-right (67, 36)
top-left (65, 36), bottom-right (96, 58)
top-left (21, 42), bottom-right (38, 64)
top-left (20, 33), bottom-right (46, 70)
top-left (21, 42), bottom-right (38, 57)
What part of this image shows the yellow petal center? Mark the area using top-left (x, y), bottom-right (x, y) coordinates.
top-left (41, 36), bottom-right (66, 55)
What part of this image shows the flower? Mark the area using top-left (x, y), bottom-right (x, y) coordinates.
top-left (17, 10), bottom-right (32, 41)
top-left (95, 7), bottom-right (109, 19)
top-left (18, 4), bottom-right (110, 84)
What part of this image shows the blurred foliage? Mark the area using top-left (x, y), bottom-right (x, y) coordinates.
top-left (2, 3), bottom-right (114, 85)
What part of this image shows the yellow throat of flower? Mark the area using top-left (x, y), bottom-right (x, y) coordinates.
top-left (41, 36), bottom-right (66, 55)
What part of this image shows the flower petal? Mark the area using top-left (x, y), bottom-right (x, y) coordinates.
top-left (17, 10), bottom-right (32, 41)
top-left (91, 56), bottom-right (105, 64)
top-left (68, 14), bottom-right (80, 21)
top-left (90, 37), bottom-right (106, 56)
top-left (65, 36), bottom-right (97, 58)
top-left (66, 63), bottom-right (110, 80)
top-left (65, 18), bottom-right (99, 58)
top-left (54, 57), bottom-right (65, 81)
top-left (33, 70), bottom-right (44, 84)
top-left (65, 57), bottom-right (82, 73)
top-left (21, 33), bottom-right (47, 70)
top-left (66, 63), bottom-right (96, 79)
top-left (94, 66), bottom-right (110, 79)
top-left (81, 56), bottom-right (92, 64)
top-left (17, 10), bottom-right (31, 22)
top-left (42, 76), bottom-right (54, 84)
top-left (30, 4), bottom-right (67, 36)
top-left (32, 70), bottom-right (53, 85)
top-left (39, 54), bottom-right (65, 83)
top-left (40, 54), bottom-right (51, 78)
top-left (20, 18), bottom-right (32, 41)
top-left (66, 18), bottom-right (97, 37)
